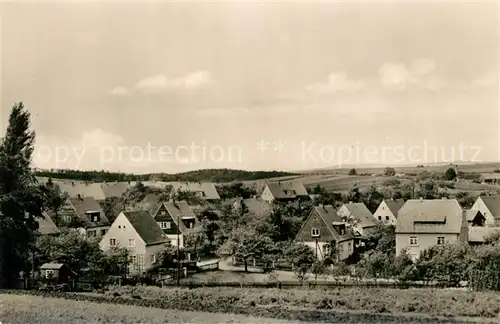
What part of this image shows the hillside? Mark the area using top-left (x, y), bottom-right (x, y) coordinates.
top-left (33, 168), bottom-right (298, 183)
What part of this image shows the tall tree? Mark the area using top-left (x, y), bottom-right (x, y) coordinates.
top-left (41, 178), bottom-right (69, 226)
top-left (0, 102), bottom-right (44, 288)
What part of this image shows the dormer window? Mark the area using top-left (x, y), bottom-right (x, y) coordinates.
top-left (86, 211), bottom-right (100, 223)
top-left (311, 228), bottom-right (320, 237)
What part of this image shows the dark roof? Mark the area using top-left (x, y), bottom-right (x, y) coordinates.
top-left (383, 199), bottom-right (405, 217)
top-left (171, 182), bottom-right (221, 200)
top-left (240, 198), bottom-right (273, 217)
top-left (152, 201), bottom-right (198, 232)
top-left (396, 199), bottom-right (464, 234)
top-left (343, 203), bottom-right (377, 228)
top-left (122, 210), bottom-right (168, 246)
top-left (37, 212), bottom-right (60, 235)
top-left (479, 195), bottom-right (500, 219)
top-left (308, 205), bottom-right (354, 242)
top-left (69, 196), bottom-right (110, 228)
top-left (266, 181), bottom-right (308, 200)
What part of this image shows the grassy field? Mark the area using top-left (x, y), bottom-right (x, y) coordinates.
top-left (96, 285), bottom-right (500, 320)
top-left (0, 294), bottom-right (298, 324)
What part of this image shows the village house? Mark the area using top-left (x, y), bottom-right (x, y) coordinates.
top-left (471, 195), bottom-right (500, 227)
top-left (37, 177), bottom-right (107, 201)
top-left (260, 181), bottom-right (309, 204)
top-left (464, 209), bottom-right (486, 227)
top-left (232, 197), bottom-right (273, 218)
top-left (337, 202), bottom-right (377, 236)
top-left (36, 212), bottom-right (61, 236)
top-left (99, 210), bottom-right (170, 274)
top-left (372, 198), bottom-right (405, 225)
top-left (480, 173), bottom-right (500, 185)
top-left (468, 226), bottom-right (500, 245)
top-left (169, 182), bottom-right (221, 202)
top-left (395, 199), bottom-right (468, 261)
top-left (150, 200), bottom-right (199, 248)
top-left (295, 205), bottom-right (355, 261)
top-left (57, 195), bottom-right (110, 239)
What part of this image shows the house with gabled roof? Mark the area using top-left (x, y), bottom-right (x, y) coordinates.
top-left (337, 202), bottom-right (377, 236)
top-left (170, 182), bottom-right (220, 201)
top-left (395, 199), bottom-right (468, 261)
top-left (468, 226), bottom-right (500, 245)
top-left (373, 198), bottom-right (405, 225)
top-left (295, 205), bottom-right (355, 261)
top-left (99, 210), bottom-right (170, 274)
top-left (57, 195), bottom-right (110, 239)
top-left (151, 200), bottom-right (199, 248)
top-left (471, 195), bottom-right (500, 227)
top-left (260, 181), bottom-right (309, 204)
top-left (232, 198), bottom-right (273, 218)
top-left (36, 212), bottom-right (60, 236)
top-left (464, 209), bottom-right (485, 227)
top-left (37, 178), bottom-right (107, 201)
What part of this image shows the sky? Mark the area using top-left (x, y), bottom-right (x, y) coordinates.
top-left (1, 1), bottom-right (499, 173)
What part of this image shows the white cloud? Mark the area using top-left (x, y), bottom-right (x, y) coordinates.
top-left (197, 108), bottom-right (249, 116)
top-left (135, 70), bottom-right (213, 93)
top-left (109, 86), bottom-right (130, 96)
top-left (472, 72), bottom-right (497, 88)
top-left (378, 62), bottom-right (417, 90)
top-left (306, 72), bottom-right (366, 94)
top-left (79, 129), bottom-right (124, 148)
top-left (379, 58), bottom-right (443, 91)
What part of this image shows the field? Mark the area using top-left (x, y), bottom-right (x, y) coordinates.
top-left (2, 287), bottom-right (499, 323)
top-left (0, 294), bottom-right (298, 324)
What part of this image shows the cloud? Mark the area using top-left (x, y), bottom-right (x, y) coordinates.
top-left (109, 86), bottom-right (130, 96)
top-left (305, 72), bottom-right (366, 94)
top-left (197, 108), bottom-right (249, 116)
top-left (471, 72), bottom-right (497, 88)
top-left (79, 129), bottom-right (124, 148)
top-left (379, 58), bottom-right (443, 91)
top-left (135, 70), bottom-right (213, 93)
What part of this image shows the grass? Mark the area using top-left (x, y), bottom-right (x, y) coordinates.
top-left (98, 285), bottom-right (500, 319)
top-left (0, 293), bottom-right (298, 324)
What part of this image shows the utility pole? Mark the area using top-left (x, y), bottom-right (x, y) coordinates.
top-left (176, 212), bottom-right (180, 286)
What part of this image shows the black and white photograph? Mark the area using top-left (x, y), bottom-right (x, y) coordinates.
top-left (0, 1), bottom-right (499, 323)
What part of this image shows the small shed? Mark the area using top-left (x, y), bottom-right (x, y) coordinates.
top-left (40, 263), bottom-right (73, 284)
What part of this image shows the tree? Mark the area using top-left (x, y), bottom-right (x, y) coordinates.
top-left (444, 168), bottom-right (457, 181)
top-left (40, 178), bottom-right (69, 226)
top-left (0, 102), bottom-right (45, 288)
top-left (348, 168), bottom-right (357, 176)
top-left (284, 243), bottom-right (315, 283)
top-left (217, 182), bottom-right (257, 199)
top-left (363, 185), bottom-right (385, 213)
top-left (346, 185), bottom-right (363, 203)
top-left (383, 167), bottom-right (396, 176)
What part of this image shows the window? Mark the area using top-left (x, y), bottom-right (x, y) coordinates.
top-left (311, 228), bottom-right (320, 237)
top-left (337, 244), bottom-right (344, 252)
top-left (110, 238), bottom-right (116, 246)
top-left (45, 270), bottom-right (55, 279)
top-left (160, 210), bottom-right (166, 215)
top-left (385, 216), bottom-right (389, 221)
top-left (437, 236), bottom-right (445, 245)
top-left (159, 222), bottom-right (171, 229)
top-left (348, 242), bottom-right (352, 252)
top-left (118, 226), bottom-right (121, 229)
top-left (151, 254), bottom-right (156, 263)
top-left (128, 239), bottom-right (135, 247)
top-left (101, 229), bottom-right (106, 236)
top-left (378, 216), bottom-right (382, 221)
top-left (87, 230), bottom-right (96, 237)
top-left (322, 244), bottom-right (330, 256)
top-left (409, 236), bottom-right (418, 246)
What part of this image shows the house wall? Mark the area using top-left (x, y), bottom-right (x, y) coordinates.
top-left (99, 213), bottom-right (147, 274)
top-left (302, 240), bottom-right (353, 261)
top-left (396, 233), bottom-right (459, 261)
top-left (86, 225), bottom-right (109, 239)
top-left (154, 204), bottom-right (183, 235)
top-left (260, 186), bottom-right (274, 203)
top-left (373, 201), bottom-right (396, 225)
top-left (166, 234), bottom-right (184, 248)
top-left (144, 243), bottom-right (169, 270)
top-left (471, 198), bottom-right (496, 226)
top-left (295, 210), bottom-right (334, 242)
